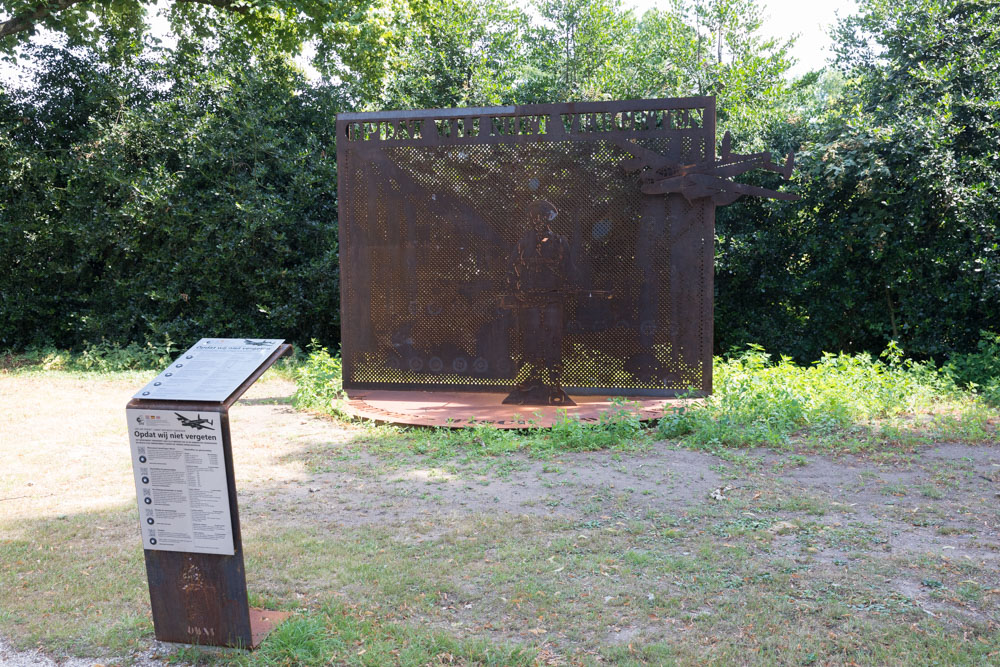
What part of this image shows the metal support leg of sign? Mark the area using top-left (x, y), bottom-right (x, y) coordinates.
top-left (126, 343), bottom-right (292, 649)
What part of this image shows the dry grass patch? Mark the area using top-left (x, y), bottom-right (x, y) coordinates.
top-left (2, 370), bottom-right (999, 665)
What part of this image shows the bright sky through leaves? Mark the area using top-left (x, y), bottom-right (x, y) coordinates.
top-left (2, 0), bottom-right (858, 85)
top-left (621, 0), bottom-right (859, 76)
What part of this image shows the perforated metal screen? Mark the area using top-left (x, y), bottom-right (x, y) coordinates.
top-left (336, 98), bottom-right (717, 397)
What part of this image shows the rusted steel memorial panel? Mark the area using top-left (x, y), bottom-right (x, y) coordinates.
top-left (336, 98), bottom-right (795, 405)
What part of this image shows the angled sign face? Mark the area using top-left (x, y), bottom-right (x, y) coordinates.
top-left (133, 338), bottom-right (284, 402)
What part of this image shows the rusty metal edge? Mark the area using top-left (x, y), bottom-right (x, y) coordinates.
top-left (341, 394), bottom-right (700, 430)
top-left (343, 383), bottom-right (708, 398)
top-left (336, 96), bottom-right (717, 122)
top-left (249, 608), bottom-right (292, 649)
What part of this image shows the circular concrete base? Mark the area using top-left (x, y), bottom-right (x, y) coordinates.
top-left (342, 390), bottom-right (697, 429)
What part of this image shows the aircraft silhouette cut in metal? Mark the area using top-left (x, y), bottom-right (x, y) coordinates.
top-left (175, 413), bottom-right (215, 430)
top-left (618, 131), bottom-right (798, 206)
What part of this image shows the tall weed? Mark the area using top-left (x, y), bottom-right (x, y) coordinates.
top-left (659, 344), bottom-right (959, 448)
top-left (292, 342), bottom-right (344, 413)
top-left (944, 331), bottom-right (1000, 406)
top-left (2, 341), bottom-right (176, 372)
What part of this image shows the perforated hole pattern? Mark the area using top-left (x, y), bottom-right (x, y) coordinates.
top-left (336, 98), bottom-right (716, 396)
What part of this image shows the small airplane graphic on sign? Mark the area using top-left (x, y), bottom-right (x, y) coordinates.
top-left (175, 413), bottom-right (215, 430)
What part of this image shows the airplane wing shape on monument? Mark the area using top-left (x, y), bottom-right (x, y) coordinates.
top-left (616, 131), bottom-right (799, 206)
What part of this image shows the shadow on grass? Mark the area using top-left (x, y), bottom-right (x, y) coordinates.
top-left (5, 494), bottom-right (1000, 666)
top-left (0, 503), bottom-right (536, 666)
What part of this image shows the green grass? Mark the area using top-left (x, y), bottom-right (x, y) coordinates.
top-left (245, 603), bottom-right (533, 667)
top-left (0, 509), bottom-right (150, 657)
top-left (3, 353), bottom-right (999, 665)
top-left (1, 341), bottom-right (301, 380)
top-left (657, 344), bottom-right (992, 451)
top-left (0, 350), bottom-right (1000, 666)
top-left (291, 343), bottom-right (995, 461)
top-left (6, 341), bottom-right (992, 458)
top-left (169, 609), bottom-right (533, 666)
top-left (8, 503), bottom-right (999, 665)
top-left (360, 404), bottom-right (650, 461)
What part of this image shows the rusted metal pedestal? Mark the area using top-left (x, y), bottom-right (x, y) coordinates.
top-left (127, 344), bottom-right (292, 648)
top-left (343, 389), bottom-right (698, 428)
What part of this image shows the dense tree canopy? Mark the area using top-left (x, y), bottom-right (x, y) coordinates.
top-left (0, 0), bottom-right (997, 364)
top-left (715, 0), bottom-right (1000, 359)
top-left (1, 37), bottom-right (341, 347)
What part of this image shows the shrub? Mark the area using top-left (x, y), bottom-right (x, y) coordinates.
top-left (658, 344), bottom-right (956, 448)
top-left (292, 343), bottom-right (344, 413)
top-left (4, 340), bottom-right (177, 372)
top-left (945, 331), bottom-right (1000, 406)
top-left (0, 43), bottom-right (340, 352)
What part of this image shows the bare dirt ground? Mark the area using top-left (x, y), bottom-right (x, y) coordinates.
top-left (1, 372), bottom-right (999, 664)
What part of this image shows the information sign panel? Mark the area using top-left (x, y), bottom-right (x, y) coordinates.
top-left (133, 339), bottom-right (284, 402)
top-left (128, 409), bottom-right (234, 555)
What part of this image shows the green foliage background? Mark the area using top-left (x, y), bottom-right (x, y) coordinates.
top-left (1, 0), bottom-right (997, 372)
top-left (1, 38), bottom-right (340, 348)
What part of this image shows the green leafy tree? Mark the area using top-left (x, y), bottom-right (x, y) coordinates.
top-left (802, 0), bottom-right (1000, 357)
top-left (513, 0), bottom-right (793, 143)
top-left (361, 0), bottom-right (530, 109)
top-left (716, 0), bottom-right (1000, 360)
top-left (518, 0), bottom-right (638, 101)
top-left (1, 0), bottom-right (455, 105)
top-left (690, 0), bottom-right (794, 145)
top-left (0, 36), bottom-right (341, 349)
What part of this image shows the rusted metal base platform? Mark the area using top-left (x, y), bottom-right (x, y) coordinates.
top-left (343, 390), bottom-right (696, 428)
top-left (249, 608), bottom-right (291, 649)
